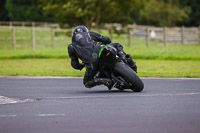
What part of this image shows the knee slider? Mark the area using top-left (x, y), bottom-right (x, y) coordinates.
top-left (84, 80), bottom-right (95, 88)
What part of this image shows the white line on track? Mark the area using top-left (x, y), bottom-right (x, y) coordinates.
top-left (1, 92), bottom-right (200, 105)
top-left (0, 114), bottom-right (66, 118)
top-left (1, 92), bottom-right (200, 118)
top-left (1, 92), bottom-right (200, 117)
top-left (0, 115), bottom-right (17, 118)
top-left (42, 92), bottom-right (200, 100)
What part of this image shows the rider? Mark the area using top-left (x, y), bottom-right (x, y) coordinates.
top-left (68, 25), bottom-right (137, 89)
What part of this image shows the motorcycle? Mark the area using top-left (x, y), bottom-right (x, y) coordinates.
top-left (96, 45), bottom-right (144, 92)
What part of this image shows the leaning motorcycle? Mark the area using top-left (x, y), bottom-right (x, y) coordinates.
top-left (96, 45), bottom-right (144, 92)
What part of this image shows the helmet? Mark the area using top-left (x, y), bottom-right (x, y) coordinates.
top-left (73, 25), bottom-right (89, 35)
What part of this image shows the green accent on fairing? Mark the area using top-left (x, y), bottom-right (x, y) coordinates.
top-left (99, 44), bottom-right (106, 56)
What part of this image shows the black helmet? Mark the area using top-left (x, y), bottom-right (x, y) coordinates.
top-left (73, 25), bottom-right (89, 35)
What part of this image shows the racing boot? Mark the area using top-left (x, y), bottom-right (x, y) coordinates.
top-left (94, 78), bottom-right (113, 90)
top-left (125, 54), bottom-right (137, 73)
top-left (85, 78), bottom-right (113, 90)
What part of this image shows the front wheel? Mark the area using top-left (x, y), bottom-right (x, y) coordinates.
top-left (114, 61), bottom-right (144, 92)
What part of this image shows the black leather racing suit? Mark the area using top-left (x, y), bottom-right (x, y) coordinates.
top-left (68, 31), bottom-right (126, 88)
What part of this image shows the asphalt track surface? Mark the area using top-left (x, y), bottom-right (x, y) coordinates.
top-left (0, 77), bottom-right (200, 133)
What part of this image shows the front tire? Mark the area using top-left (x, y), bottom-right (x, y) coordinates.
top-left (114, 61), bottom-right (144, 92)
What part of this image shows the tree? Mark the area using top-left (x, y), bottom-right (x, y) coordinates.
top-left (0, 0), bottom-right (10, 21)
top-left (39, 0), bottom-right (135, 28)
top-left (178, 0), bottom-right (200, 26)
top-left (130, 0), bottom-right (146, 24)
top-left (5, 0), bottom-right (52, 22)
top-left (139, 0), bottom-right (190, 26)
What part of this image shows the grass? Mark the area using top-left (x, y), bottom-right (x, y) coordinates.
top-left (124, 44), bottom-right (200, 60)
top-left (0, 48), bottom-right (68, 59)
top-left (139, 60), bottom-right (200, 77)
top-left (0, 59), bottom-right (84, 77)
top-left (0, 44), bottom-right (200, 60)
top-left (0, 59), bottom-right (199, 77)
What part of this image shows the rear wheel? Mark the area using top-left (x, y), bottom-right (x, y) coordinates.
top-left (113, 61), bottom-right (144, 92)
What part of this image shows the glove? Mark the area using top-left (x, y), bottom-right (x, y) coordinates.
top-left (132, 64), bottom-right (137, 73)
top-left (118, 51), bottom-right (126, 60)
top-left (79, 63), bottom-right (85, 71)
top-left (125, 54), bottom-right (138, 73)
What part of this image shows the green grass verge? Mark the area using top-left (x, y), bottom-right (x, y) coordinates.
top-left (0, 48), bottom-right (68, 59)
top-left (0, 59), bottom-right (199, 77)
top-left (0, 44), bottom-right (200, 60)
top-left (124, 44), bottom-right (200, 60)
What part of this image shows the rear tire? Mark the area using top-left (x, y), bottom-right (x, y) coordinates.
top-left (114, 61), bottom-right (144, 92)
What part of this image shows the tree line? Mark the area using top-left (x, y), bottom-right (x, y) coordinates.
top-left (0, 0), bottom-right (199, 28)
